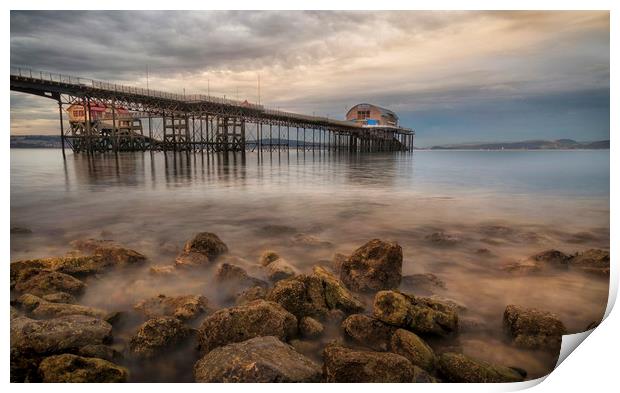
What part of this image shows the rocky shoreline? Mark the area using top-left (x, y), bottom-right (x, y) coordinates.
top-left (10, 233), bottom-right (609, 383)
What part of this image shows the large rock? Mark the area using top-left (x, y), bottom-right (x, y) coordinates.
top-left (373, 291), bottom-right (458, 336)
top-left (299, 316), bottom-right (324, 338)
top-left (70, 239), bottom-right (147, 265)
top-left (28, 297), bottom-right (108, 320)
top-left (77, 344), bottom-right (122, 362)
top-left (183, 232), bottom-right (228, 259)
top-left (197, 300), bottom-right (297, 354)
top-left (502, 249), bottom-right (571, 274)
top-left (530, 249), bottom-right (570, 267)
top-left (235, 285), bottom-right (267, 306)
top-left (437, 352), bottom-right (524, 383)
top-left (11, 256), bottom-right (109, 279)
top-left (11, 315), bottom-right (112, 355)
top-left (215, 263), bottom-right (268, 299)
top-left (259, 250), bottom-right (281, 267)
top-left (128, 316), bottom-right (193, 359)
top-left (503, 304), bottom-right (567, 350)
top-left (42, 292), bottom-right (77, 304)
top-left (390, 329), bottom-right (436, 371)
top-left (13, 270), bottom-right (86, 296)
top-left (38, 354), bottom-right (128, 382)
top-left (265, 259), bottom-right (298, 281)
top-left (194, 336), bottom-right (322, 382)
top-left (323, 346), bottom-right (415, 382)
top-left (174, 251), bottom-right (211, 268)
top-left (340, 239), bottom-right (402, 292)
top-left (341, 314), bottom-right (397, 351)
top-left (266, 267), bottom-right (364, 319)
top-left (134, 294), bottom-right (212, 321)
top-left (569, 249), bottom-right (610, 275)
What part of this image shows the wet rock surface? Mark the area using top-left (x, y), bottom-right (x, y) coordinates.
top-left (373, 290), bottom-right (459, 336)
top-left (197, 300), bottom-right (297, 354)
top-left (390, 329), bottom-right (436, 372)
top-left (323, 345), bottom-right (415, 382)
top-left (569, 249), bottom-right (610, 275)
top-left (235, 285), bottom-right (267, 305)
top-left (299, 316), bottom-right (324, 338)
top-left (503, 304), bottom-right (567, 350)
top-left (13, 269), bottom-right (86, 297)
top-left (175, 251), bottom-right (211, 268)
top-left (42, 292), bottom-right (77, 304)
top-left (194, 336), bottom-right (322, 382)
top-left (30, 298), bottom-right (109, 320)
top-left (341, 314), bottom-right (396, 351)
top-left (183, 232), bottom-right (229, 259)
top-left (134, 294), bottom-right (212, 321)
top-left (128, 316), bottom-right (193, 359)
top-left (437, 352), bottom-right (524, 383)
top-left (38, 354), bottom-right (129, 382)
top-left (70, 239), bottom-right (147, 266)
top-left (340, 239), bottom-right (403, 292)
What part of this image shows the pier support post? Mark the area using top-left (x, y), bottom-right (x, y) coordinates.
top-left (58, 99), bottom-right (65, 158)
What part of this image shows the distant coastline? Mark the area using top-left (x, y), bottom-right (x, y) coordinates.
top-left (10, 135), bottom-right (610, 151)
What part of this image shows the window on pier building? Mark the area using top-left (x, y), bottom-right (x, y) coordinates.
top-left (357, 110), bottom-right (370, 119)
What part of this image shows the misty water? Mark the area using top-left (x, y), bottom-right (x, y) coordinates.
top-left (10, 148), bottom-right (610, 381)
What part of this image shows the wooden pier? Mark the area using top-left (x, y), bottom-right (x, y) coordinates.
top-left (10, 67), bottom-right (415, 154)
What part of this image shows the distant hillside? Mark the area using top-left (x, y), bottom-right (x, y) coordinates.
top-left (428, 139), bottom-right (609, 150)
top-left (11, 135), bottom-right (62, 148)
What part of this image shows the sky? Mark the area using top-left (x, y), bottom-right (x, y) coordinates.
top-left (10, 10), bottom-right (610, 147)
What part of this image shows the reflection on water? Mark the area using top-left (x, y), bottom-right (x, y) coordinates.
top-left (10, 149), bottom-right (609, 380)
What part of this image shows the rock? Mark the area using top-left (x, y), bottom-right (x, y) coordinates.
top-left (325, 309), bottom-right (346, 324)
top-left (183, 232), bottom-right (228, 259)
top-left (289, 339), bottom-right (323, 356)
top-left (291, 233), bottom-right (333, 248)
top-left (425, 231), bottom-right (461, 246)
top-left (569, 249), bottom-right (610, 275)
top-left (77, 344), bottom-right (122, 362)
top-left (11, 226), bottom-right (32, 234)
top-left (11, 255), bottom-right (114, 279)
top-left (342, 314), bottom-right (396, 351)
top-left (134, 294), bottom-right (212, 321)
top-left (373, 290), bottom-right (458, 336)
top-left (11, 315), bottom-right (112, 355)
top-left (503, 304), bottom-right (567, 350)
top-left (70, 239), bottom-right (147, 265)
top-left (148, 265), bottom-right (177, 276)
top-left (312, 266), bottom-right (365, 314)
top-left (323, 346), bottom-right (415, 382)
top-left (194, 336), bottom-right (322, 382)
top-left (265, 259), bottom-right (298, 282)
top-left (16, 293), bottom-right (46, 312)
top-left (401, 273), bottom-right (446, 295)
top-left (235, 286), bottom-right (267, 305)
top-left (530, 249), bottom-right (570, 266)
top-left (30, 300), bottom-right (109, 320)
top-left (10, 260), bottom-right (49, 289)
top-left (340, 239), bottom-right (402, 292)
top-left (42, 292), bottom-right (77, 304)
top-left (14, 270), bottom-right (86, 296)
top-left (175, 251), bottom-right (211, 268)
top-left (216, 263), bottom-right (267, 290)
top-left (299, 317), bottom-right (324, 338)
top-left (332, 253), bottom-right (347, 274)
top-left (259, 250), bottom-right (281, 266)
top-left (38, 354), bottom-right (128, 382)
top-left (428, 295), bottom-right (468, 313)
top-left (11, 306), bottom-right (23, 320)
top-left (501, 260), bottom-right (543, 274)
top-left (266, 275), bottom-right (329, 319)
top-left (390, 329), bottom-right (436, 371)
top-left (197, 300), bottom-right (297, 354)
top-left (437, 352), bottom-right (524, 383)
top-left (128, 316), bottom-right (193, 359)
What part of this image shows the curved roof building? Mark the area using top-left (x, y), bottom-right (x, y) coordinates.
top-left (345, 103), bottom-right (399, 127)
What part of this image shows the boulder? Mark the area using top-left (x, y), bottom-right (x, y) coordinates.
top-left (569, 249), bottom-right (610, 275)
top-left (373, 291), bottom-right (458, 336)
top-left (216, 263), bottom-right (268, 293)
top-left (266, 275), bottom-right (329, 319)
top-left (323, 345), bottom-right (415, 382)
top-left (30, 300), bottom-right (109, 320)
top-left (437, 352), bottom-right (524, 383)
top-left (134, 294), bottom-right (211, 321)
top-left (11, 306), bottom-right (23, 320)
top-left (11, 315), bottom-right (112, 355)
top-left (70, 239), bottom-right (147, 265)
top-left (16, 293), bottom-right (46, 312)
top-left (175, 251), bottom-right (211, 268)
top-left (182, 232), bottom-right (228, 259)
top-left (259, 250), bottom-right (281, 266)
top-left (390, 329), bottom-right (436, 371)
top-left (312, 266), bottom-right (365, 314)
top-left (194, 336), bottom-right (322, 382)
top-left (235, 286), bottom-right (267, 306)
top-left (12, 256), bottom-right (110, 278)
top-left (530, 249), bottom-right (570, 267)
top-left (299, 316), bottom-right (324, 338)
top-left (42, 292), bottom-right (77, 304)
top-left (341, 314), bottom-right (397, 351)
top-left (128, 316), bottom-right (193, 359)
top-left (340, 239), bottom-right (402, 292)
top-left (265, 259), bottom-right (298, 282)
top-left (38, 354), bottom-right (128, 382)
top-left (13, 270), bottom-right (86, 297)
top-left (197, 300), bottom-right (297, 354)
top-left (10, 260), bottom-right (49, 289)
top-left (503, 304), bottom-right (567, 350)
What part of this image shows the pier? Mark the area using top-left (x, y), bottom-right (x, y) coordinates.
top-left (10, 67), bottom-right (415, 155)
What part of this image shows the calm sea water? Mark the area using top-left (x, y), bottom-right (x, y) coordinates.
top-left (10, 149), bottom-right (610, 380)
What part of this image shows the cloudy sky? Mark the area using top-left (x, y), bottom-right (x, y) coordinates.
top-left (10, 10), bottom-right (609, 146)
